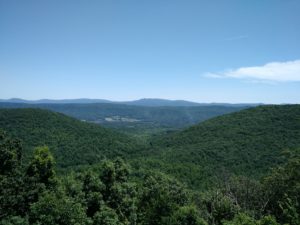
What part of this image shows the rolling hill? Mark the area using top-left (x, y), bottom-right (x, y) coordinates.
top-left (133, 105), bottom-right (300, 189)
top-left (1, 105), bottom-right (299, 190)
top-left (0, 108), bottom-right (140, 168)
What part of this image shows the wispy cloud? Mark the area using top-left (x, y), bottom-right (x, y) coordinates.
top-left (204, 60), bottom-right (300, 82)
top-left (223, 35), bottom-right (249, 41)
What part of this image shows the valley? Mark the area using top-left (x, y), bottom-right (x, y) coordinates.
top-left (0, 101), bottom-right (248, 135)
top-left (1, 103), bottom-right (300, 225)
top-left (2, 0), bottom-right (299, 223)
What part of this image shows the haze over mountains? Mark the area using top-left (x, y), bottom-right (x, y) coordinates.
top-left (0, 98), bottom-right (261, 107)
top-left (0, 101), bottom-right (249, 133)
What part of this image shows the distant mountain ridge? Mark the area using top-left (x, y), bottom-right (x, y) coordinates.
top-left (124, 98), bottom-right (202, 107)
top-left (0, 98), bottom-right (112, 104)
top-left (0, 98), bottom-right (261, 107)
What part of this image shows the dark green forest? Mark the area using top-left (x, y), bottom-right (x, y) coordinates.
top-left (0, 108), bottom-right (141, 167)
top-left (1, 105), bottom-right (300, 224)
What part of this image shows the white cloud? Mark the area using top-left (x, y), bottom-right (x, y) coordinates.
top-left (205, 60), bottom-right (300, 82)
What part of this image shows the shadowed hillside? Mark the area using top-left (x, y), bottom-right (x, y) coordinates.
top-left (0, 108), bottom-right (140, 168)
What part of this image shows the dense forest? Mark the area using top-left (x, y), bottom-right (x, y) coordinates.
top-left (0, 108), bottom-right (141, 167)
top-left (133, 105), bottom-right (300, 188)
top-left (0, 105), bottom-right (300, 224)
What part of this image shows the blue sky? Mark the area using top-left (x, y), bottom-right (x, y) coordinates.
top-left (0, 0), bottom-right (300, 103)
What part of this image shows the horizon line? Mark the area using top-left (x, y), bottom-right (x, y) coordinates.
top-left (0, 97), bottom-right (295, 105)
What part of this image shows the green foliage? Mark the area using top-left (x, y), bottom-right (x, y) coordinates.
top-left (61, 159), bottom-right (138, 225)
top-left (0, 216), bottom-right (29, 225)
top-left (100, 158), bottom-right (130, 188)
top-left (222, 213), bottom-right (257, 225)
top-left (222, 176), bottom-right (268, 217)
top-left (222, 213), bottom-right (280, 225)
top-left (99, 159), bottom-right (137, 225)
top-left (199, 190), bottom-right (239, 225)
top-left (0, 108), bottom-right (140, 167)
top-left (93, 206), bottom-right (122, 225)
top-left (258, 216), bottom-right (280, 225)
top-left (2, 105), bottom-right (300, 191)
top-left (169, 205), bottom-right (208, 225)
top-left (143, 105), bottom-right (300, 189)
top-left (81, 171), bottom-right (105, 217)
top-left (0, 173), bottom-right (26, 218)
top-left (29, 191), bottom-right (89, 225)
top-left (0, 131), bottom-right (60, 222)
top-left (138, 172), bottom-right (189, 225)
top-left (0, 130), bottom-right (21, 175)
top-left (263, 150), bottom-right (300, 225)
top-left (0, 131), bottom-right (26, 219)
top-left (278, 197), bottom-right (299, 225)
top-left (26, 146), bottom-right (56, 188)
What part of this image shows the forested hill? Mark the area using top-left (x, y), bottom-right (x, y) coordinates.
top-left (1, 105), bottom-right (300, 224)
top-left (0, 108), bottom-right (140, 168)
top-left (136, 105), bottom-right (300, 188)
top-left (1, 105), bottom-right (299, 188)
top-left (158, 104), bottom-right (300, 148)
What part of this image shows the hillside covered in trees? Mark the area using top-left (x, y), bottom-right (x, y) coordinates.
top-left (134, 105), bottom-right (300, 188)
top-left (0, 108), bottom-right (140, 167)
top-left (1, 129), bottom-right (300, 225)
top-left (0, 105), bottom-right (300, 224)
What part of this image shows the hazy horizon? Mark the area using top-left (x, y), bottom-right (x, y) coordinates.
top-left (0, 97), bottom-right (289, 105)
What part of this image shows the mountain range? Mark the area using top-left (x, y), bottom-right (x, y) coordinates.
top-left (0, 98), bottom-right (261, 107)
